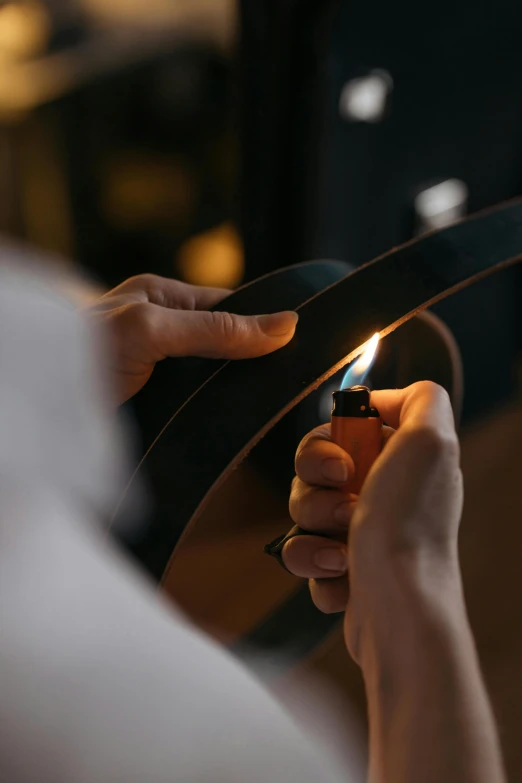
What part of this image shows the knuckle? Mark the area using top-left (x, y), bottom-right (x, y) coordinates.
top-left (410, 380), bottom-right (452, 407)
top-left (206, 310), bottom-right (243, 341)
top-left (290, 474), bottom-right (300, 495)
top-left (405, 423), bottom-right (459, 463)
top-left (403, 382), bottom-right (458, 462)
top-left (134, 273), bottom-right (169, 305)
top-left (410, 379), bottom-right (441, 394)
top-left (121, 274), bottom-right (170, 305)
top-left (300, 424), bottom-right (331, 450)
top-left (120, 302), bottom-right (156, 340)
top-left (295, 425), bottom-right (330, 472)
top-left (288, 479), bottom-right (315, 526)
top-left (130, 273), bottom-right (162, 289)
top-left (288, 482), bottom-right (301, 523)
top-left (290, 493), bottom-right (313, 527)
top-left (298, 499), bottom-right (315, 528)
top-left (409, 381), bottom-right (451, 410)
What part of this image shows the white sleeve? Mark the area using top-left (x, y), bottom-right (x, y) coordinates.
top-left (0, 266), bottom-right (358, 783)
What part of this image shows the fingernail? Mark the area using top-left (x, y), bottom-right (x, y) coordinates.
top-left (314, 547), bottom-right (347, 572)
top-left (334, 501), bottom-right (353, 524)
top-left (257, 311), bottom-right (299, 337)
top-left (322, 458), bottom-right (348, 483)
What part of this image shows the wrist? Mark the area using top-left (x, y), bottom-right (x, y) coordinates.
top-left (350, 548), bottom-right (470, 673)
top-left (355, 555), bottom-right (506, 783)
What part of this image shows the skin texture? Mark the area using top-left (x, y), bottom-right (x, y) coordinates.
top-left (86, 274), bottom-right (298, 404)
top-left (82, 283), bottom-right (505, 782)
top-left (286, 382), bottom-right (507, 783)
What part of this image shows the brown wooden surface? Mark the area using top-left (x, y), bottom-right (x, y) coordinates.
top-left (167, 396), bottom-right (522, 780)
top-left (164, 463), bottom-right (301, 642)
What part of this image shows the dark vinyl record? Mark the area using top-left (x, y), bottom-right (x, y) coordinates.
top-left (114, 199), bottom-right (522, 675)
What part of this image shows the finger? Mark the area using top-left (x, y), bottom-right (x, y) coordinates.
top-left (282, 535), bottom-right (347, 579)
top-left (289, 478), bottom-right (357, 532)
top-left (109, 274), bottom-right (231, 310)
top-left (381, 424), bottom-right (395, 447)
top-left (295, 424), bottom-right (355, 487)
top-left (371, 381), bottom-right (455, 433)
top-left (309, 577), bottom-right (349, 614)
top-left (134, 304), bottom-right (298, 360)
top-left (358, 387), bottom-right (460, 537)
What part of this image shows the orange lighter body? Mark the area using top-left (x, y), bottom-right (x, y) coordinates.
top-left (331, 385), bottom-right (383, 495)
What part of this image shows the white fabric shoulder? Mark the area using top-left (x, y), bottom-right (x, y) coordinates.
top-left (0, 265), bottom-right (355, 783)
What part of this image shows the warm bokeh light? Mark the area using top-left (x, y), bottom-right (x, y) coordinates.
top-left (177, 222), bottom-right (244, 289)
top-left (82, 0), bottom-right (236, 48)
top-left (103, 155), bottom-right (198, 231)
top-left (0, 1), bottom-right (51, 62)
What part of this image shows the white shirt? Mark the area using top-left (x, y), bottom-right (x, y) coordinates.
top-left (0, 262), bottom-right (357, 783)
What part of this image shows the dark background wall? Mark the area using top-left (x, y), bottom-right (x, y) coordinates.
top-left (3, 1), bottom-right (520, 422)
top-left (239, 0), bottom-right (522, 422)
top-left (2, 2), bottom-right (522, 779)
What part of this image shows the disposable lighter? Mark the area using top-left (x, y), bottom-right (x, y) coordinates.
top-left (331, 385), bottom-right (383, 494)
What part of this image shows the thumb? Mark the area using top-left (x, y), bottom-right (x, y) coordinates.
top-left (146, 307), bottom-right (299, 360)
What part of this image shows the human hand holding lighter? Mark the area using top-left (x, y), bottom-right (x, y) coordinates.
top-left (279, 382), bottom-right (505, 783)
top-left (279, 381), bottom-right (462, 615)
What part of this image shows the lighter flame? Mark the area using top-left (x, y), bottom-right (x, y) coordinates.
top-left (340, 332), bottom-right (380, 390)
top-left (353, 332), bottom-right (380, 374)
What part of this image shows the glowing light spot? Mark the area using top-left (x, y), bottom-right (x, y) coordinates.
top-left (177, 223), bottom-right (244, 289)
top-left (339, 69), bottom-right (393, 123)
top-left (103, 155), bottom-right (197, 230)
top-left (0, 1), bottom-right (51, 62)
top-left (415, 179), bottom-right (468, 234)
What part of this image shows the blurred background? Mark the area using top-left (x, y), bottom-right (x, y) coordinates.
top-left (2, 0), bottom-right (521, 415)
top-left (3, 0), bottom-right (522, 777)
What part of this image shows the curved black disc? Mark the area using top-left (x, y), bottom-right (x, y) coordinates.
top-left (116, 199), bottom-right (522, 671)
